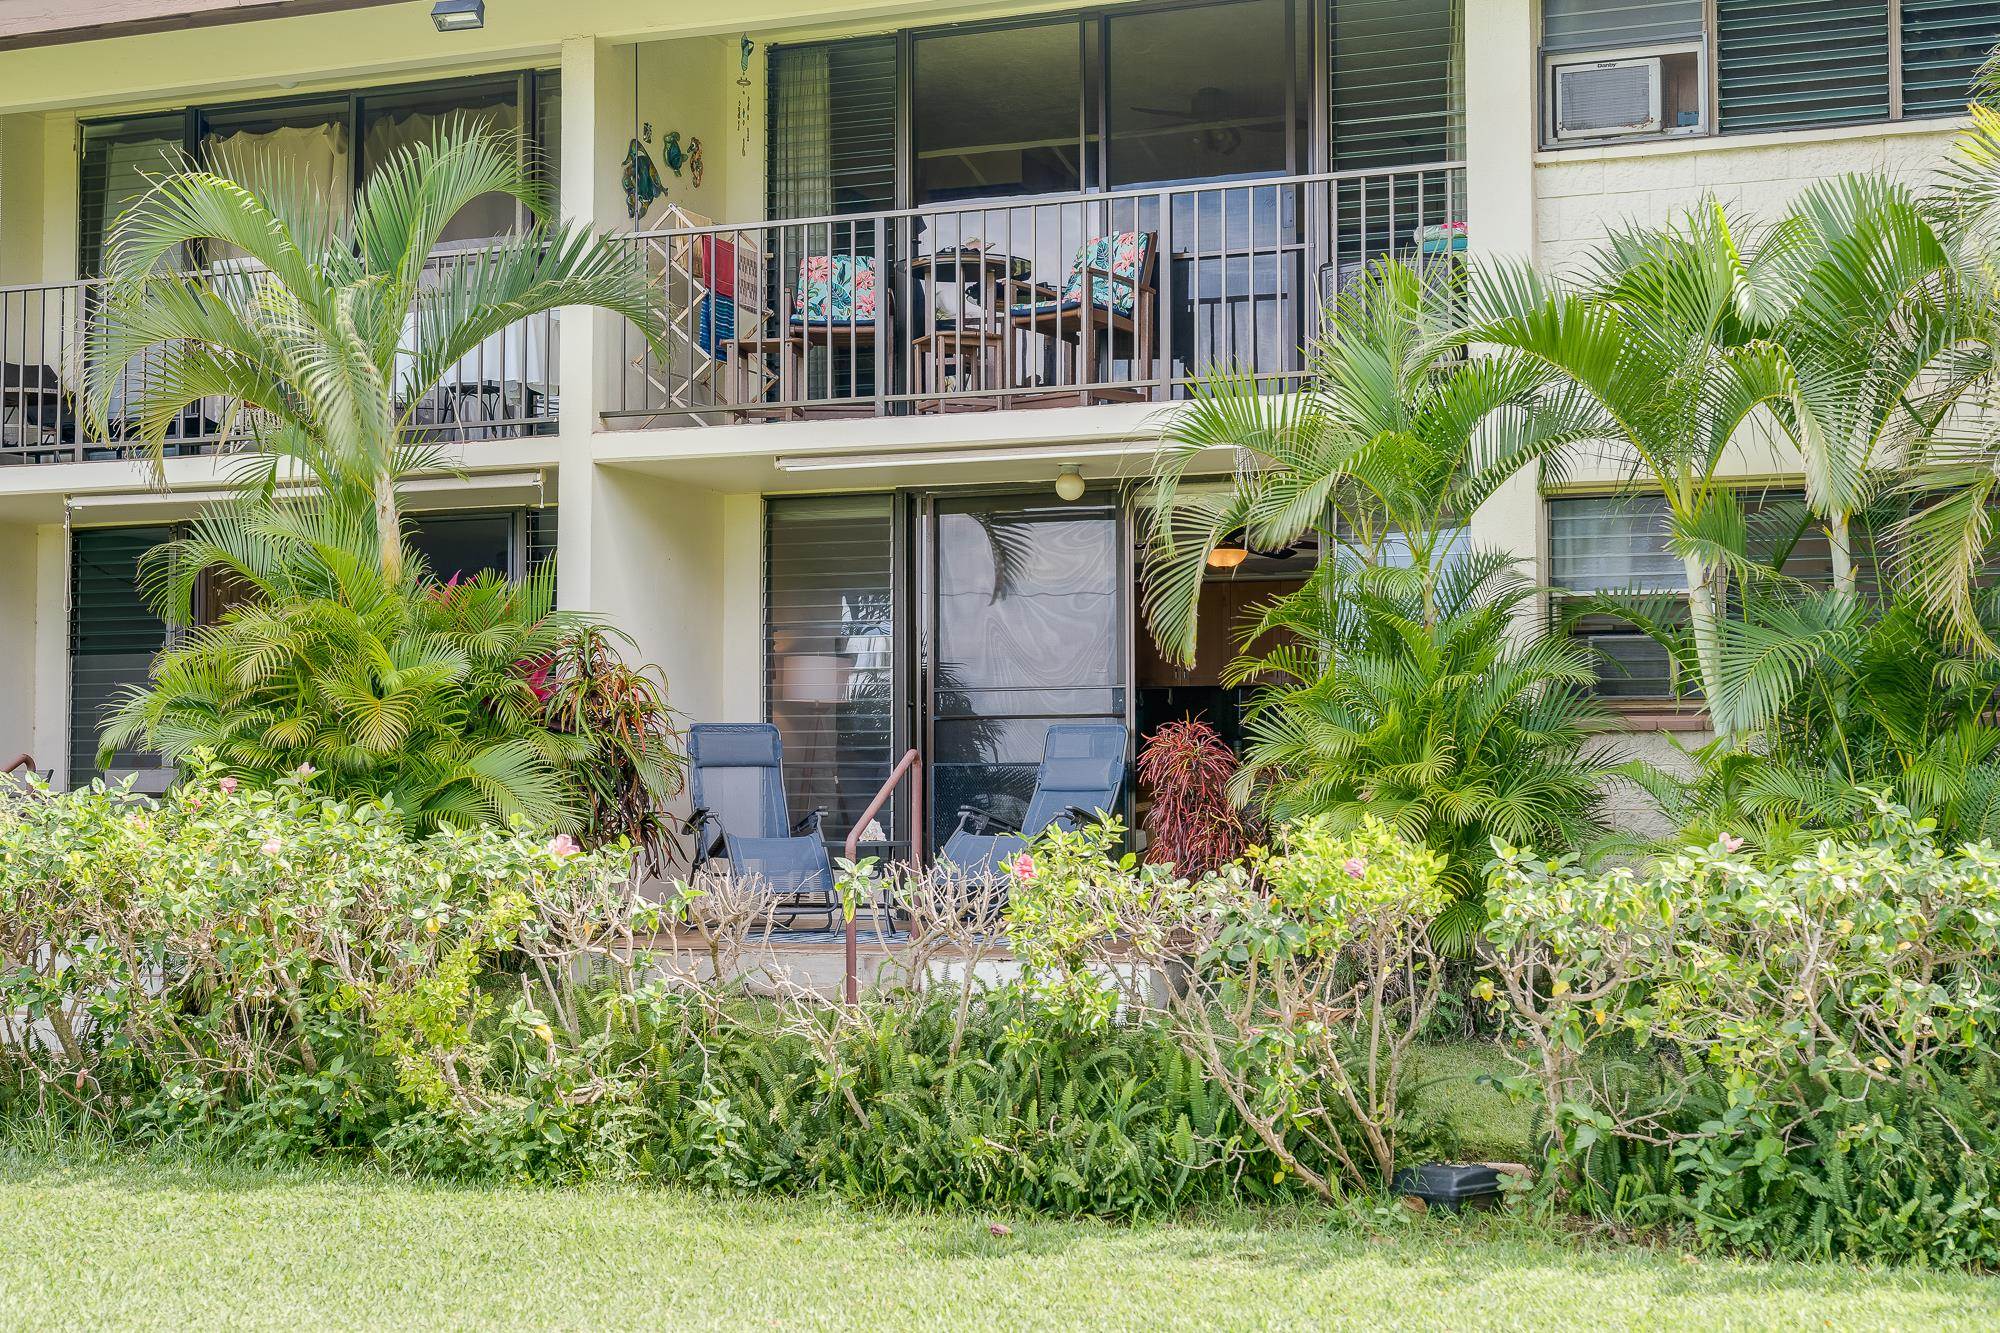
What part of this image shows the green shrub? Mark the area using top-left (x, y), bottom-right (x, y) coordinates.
top-left (0, 757), bottom-right (641, 1149)
top-left (100, 509), bottom-right (603, 836)
top-left (1003, 815), bottom-right (1460, 1199)
top-left (0, 774), bottom-right (1324, 1215)
top-left (1482, 796), bottom-right (2000, 1264)
top-left (375, 987), bottom-right (1305, 1213)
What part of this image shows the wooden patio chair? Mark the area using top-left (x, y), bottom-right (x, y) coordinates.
top-left (1005, 231), bottom-right (1158, 405)
top-left (728, 253), bottom-right (886, 419)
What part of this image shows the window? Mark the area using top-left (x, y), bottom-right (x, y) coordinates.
top-left (1540, 0), bottom-right (1996, 146)
top-left (78, 115), bottom-right (187, 277)
top-left (1903, 1), bottom-right (2000, 118)
top-left (1107, 0), bottom-right (1299, 188)
top-left (765, 495), bottom-right (903, 857)
top-left (407, 511), bottom-right (518, 582)
top-left (1549, 491), bottom-right (1834, 698)
top-left (360, 76), bottom-right (525, 246)
top-left (200, 98), bottom-right (352, 260)
top-left (914, 20), bottom-right (1090, 202)
top-left (77, 71), bottom-right (560, 279)
top-left (1331, 0), bottom-right (1463, 170)
top-left (68, 510), bottom-right (555, 781)
top-left (1717, 0), bottom-right (1889, 132)
top-left (69, 526), bottom-right (175, 780)
top-left (774, 1), bottom-right (1442, 211)
top-left (1549, 494), bottom-right (1685, 594)
top-left (1544, 0), bottom-right (1706, 51)
top-left (768, 38), bottom-right (898, 219)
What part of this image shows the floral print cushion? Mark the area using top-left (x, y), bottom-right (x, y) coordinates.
top-left (792, 254), bottom-right (879, 324)
top-left (1055, 232), bottom-right (1150, 315)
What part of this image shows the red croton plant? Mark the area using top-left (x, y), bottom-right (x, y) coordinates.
top-left (1137, 718), bottom-right (1254, 876)
top-left (522, 626), bottom-right (688, 880)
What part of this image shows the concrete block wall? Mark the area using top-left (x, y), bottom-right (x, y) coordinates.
top-left (1533, 121), bottom-right (1965, 277)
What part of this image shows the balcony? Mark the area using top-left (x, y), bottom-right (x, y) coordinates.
top-left (0, 165), bottom-right (1462, 467)
top-left (0, 253), bottom-right (560, 468)
top-left (605, 164), bottom-right (1465, 427)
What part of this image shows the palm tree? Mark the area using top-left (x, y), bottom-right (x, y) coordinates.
top-left (1472, 202), bottom-right (1802, 725)
top-left (83, 125), bottom-right (683, 837)
top-left (84, 122), bottom-right (663, 583)
top-left (1938, 48), bottom-right (2000, 291)
top-left (1638, 589), bottom-right (2000, 851)
top-left (1144, 257), bottom-right (1599, 665)
top-left (99, 501), bottom-right (589, 833)
top-left (1888, 65), bottom-right (2000, 644)
top-left (1772, 175), bottom-right (1968, 602)
top-left (1228, 550), bottom-right (1616, 950)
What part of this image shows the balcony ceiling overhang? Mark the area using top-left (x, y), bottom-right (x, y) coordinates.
top-left (0, 0), bottom-right (406, 52)
top-left (0, 0), bottom-right (1110, 115)
top-left (593, 402), bottom-right (1241, 494)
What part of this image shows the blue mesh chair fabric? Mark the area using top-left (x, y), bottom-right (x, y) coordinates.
top-left (688, 723), bottom-right (834, 911)
top-left (940, 722), bottom-right (1128, 876)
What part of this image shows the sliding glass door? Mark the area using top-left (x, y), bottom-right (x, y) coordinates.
top-left (922, 492), bottom-right (1130, 851)
top-left (761, 488), bottom-right (1133, 860)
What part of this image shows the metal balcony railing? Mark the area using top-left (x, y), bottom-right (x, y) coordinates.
top-left (0, 252), bottom-right (559, 467)
top-left (607, 163), bottom-right (1465, 426)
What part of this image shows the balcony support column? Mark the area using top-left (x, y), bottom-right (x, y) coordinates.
top-left (1462, 0), bottom-right (1545, 613)
top-left (554, 34), bottom-right (635, 615)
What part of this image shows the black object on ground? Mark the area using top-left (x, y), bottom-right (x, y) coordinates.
top-left (1392, 1163), bottom-right (1506, 1213)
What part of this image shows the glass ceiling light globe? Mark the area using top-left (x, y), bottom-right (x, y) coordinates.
top-left (1054, 466), bottom-right (1086, 502)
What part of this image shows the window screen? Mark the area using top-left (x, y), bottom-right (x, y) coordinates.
top-left (1716, 0), bottom-right (1890, 133)
top-left (1901, 0), bottom-right (2000, 118)
top-left (1542, 0), bottom-right (1706, 53)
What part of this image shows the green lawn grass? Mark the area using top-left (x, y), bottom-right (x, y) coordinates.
top-left (1415, 1039), bottom-right (1544, 1161)
top-left (1, 1152), bottom-right (1995, 1331)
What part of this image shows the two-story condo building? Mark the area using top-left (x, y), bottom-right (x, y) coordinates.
top-left (0, 0), bottom-right (1993, 852)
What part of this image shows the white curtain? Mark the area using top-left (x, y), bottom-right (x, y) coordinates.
top-left (769, 46), bottom-right (834, 220)
top-left (203, 121), bottom-right (352, 247)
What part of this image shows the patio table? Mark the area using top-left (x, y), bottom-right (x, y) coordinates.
top-left (907, 247), bottom-right (1048, 410)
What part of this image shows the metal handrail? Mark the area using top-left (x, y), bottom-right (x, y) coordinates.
top-left (843, 746), bottom-right (924, 1005)
top-left (1, 246), bottom-right (560, 465)
top-left (611, 161), bottom-right (1466, 424)
top-left (625, 161), bottom-right (1469, 242)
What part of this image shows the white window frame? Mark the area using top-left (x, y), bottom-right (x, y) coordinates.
top-left (1540, 39), bottom-right (1710, 148)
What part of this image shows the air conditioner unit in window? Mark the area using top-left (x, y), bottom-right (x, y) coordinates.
top-left (1552, 56), bottom-right (1663, 140)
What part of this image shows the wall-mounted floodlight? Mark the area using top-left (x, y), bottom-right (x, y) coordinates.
top-left (431, 0), bottom-right (486, 33)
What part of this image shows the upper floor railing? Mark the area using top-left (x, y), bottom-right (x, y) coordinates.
top-left (0, 252), bottom-right (559, 468)
top-left (605, 163), bottom-right (1464, 426)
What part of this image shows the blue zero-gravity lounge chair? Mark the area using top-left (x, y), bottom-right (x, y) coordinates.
top-left (687, 723), bottom-right (836, 924)
top-left (939, 722), bottom-right (1128, 876)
